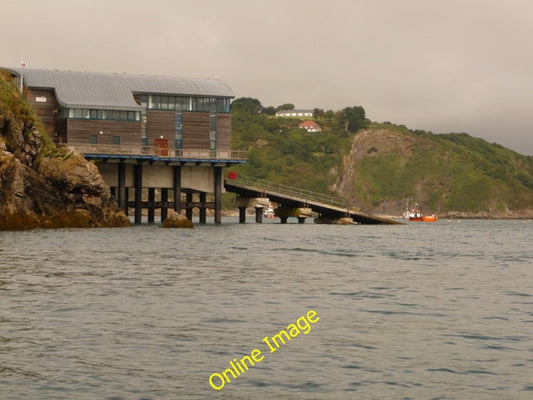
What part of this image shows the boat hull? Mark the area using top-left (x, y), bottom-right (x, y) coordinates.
top-left (409, 215), bottom-right (438, 222)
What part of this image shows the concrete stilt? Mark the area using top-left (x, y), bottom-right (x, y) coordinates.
top-left (148, 188), bottom-right (155, 223)
top-left (186, 192), bottom-right (193, 220)
top-left (161, 188), bottom-right (168, 221)
top-left (280, 217), bottom-right (288, 224)
top-left (255, 207), bottom-right (263, 223)
top-left (173, 166), bottom-right (181, 213)
top-left (117, 162), bottom-right (126, 212)
top-left (238, 207), bottom-right (247, 223)
top-left (124, 188), bottom-right (129, 216)
top-left (199, 192), bottom-right (207, 224)
top-left (214, 167), bottom-right (222, 224)
top-left (134, 164), bottom-right (143, 224)
top-left (297, 217), bottom-right (306, 224)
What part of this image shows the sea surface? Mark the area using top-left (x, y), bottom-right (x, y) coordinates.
top-left (1, 218), bottom-right (532, 399)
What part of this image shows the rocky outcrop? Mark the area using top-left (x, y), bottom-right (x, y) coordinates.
top-left (0, 72), bottom-right (130, 229)
top-left (160, 211), bottom-right (193, 228)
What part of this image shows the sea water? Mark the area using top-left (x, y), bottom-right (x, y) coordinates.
top-left (1, 219), bottom-right (532, 399)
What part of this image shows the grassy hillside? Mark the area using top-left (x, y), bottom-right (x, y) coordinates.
top-left (228, 105), bottom-right (533, 216)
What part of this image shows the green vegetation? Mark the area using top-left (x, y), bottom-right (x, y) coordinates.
top-left (228, 98), bottom-right (533, 214)
top-left (0, 70), bottom-right (56, 157)
top-left (228, 98), bottom-right (356, 194)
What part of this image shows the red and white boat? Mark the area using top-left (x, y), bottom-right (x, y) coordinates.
top-left (403, 204), bottom-right (438, 222)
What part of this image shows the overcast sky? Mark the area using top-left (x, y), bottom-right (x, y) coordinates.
top-left (2, 0), bottom-right (533, 154)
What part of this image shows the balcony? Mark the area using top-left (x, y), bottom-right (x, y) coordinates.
top-left (71, 144), bottom-right (247, 161)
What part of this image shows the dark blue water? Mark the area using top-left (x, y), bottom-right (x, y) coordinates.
top-left (1, 219), bottom-right (532, 399)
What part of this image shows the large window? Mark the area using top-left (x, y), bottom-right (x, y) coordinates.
top-left (140, 95), bottom-right (230, 113)
top-left (59, 107), bottom-right (140, 121)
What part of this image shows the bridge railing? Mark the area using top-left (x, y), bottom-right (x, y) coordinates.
top-left (228, 175), bottom-right (346, 208)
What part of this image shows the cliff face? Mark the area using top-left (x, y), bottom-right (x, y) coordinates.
top-left (0, 72), bottom-right (130, 229)
top-left (333, 126), bottom-right (533, 217)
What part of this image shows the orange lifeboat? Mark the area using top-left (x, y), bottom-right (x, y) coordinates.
top-left (403, 206), bottom-right (438, 222)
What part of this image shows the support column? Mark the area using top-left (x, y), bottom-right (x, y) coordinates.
top-left (173, 165), bottom-right (181, 213)
top-left (255, 207), bottom-right (264, 223)
top-left (124, 188), bottom-right (129, 216)
top-left (161, 188), bottom-right (168, 221)
top-left (280, 217), bottom-right (288, 224)
top-left (214, 166), bottom-right (223, 224)
top-left (186, 192), bottom-right (193, 220)
top-left (238, 207), bottom-right (247, 223)
top-left (199, 192), bottom-right (207, 224)
top-left (147, 188), bottom-right (155, 223)
top-left (297, 217), bottom-right (306, 224)
top-left (117, 162), bottom-right (126, 212)
top-left (134, 164), bottom-right (143, 225)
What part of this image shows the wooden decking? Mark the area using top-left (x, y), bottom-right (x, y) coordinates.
top-left (224, 175), bottom-right (403, 225)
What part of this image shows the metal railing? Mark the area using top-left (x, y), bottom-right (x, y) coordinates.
top-left (228, 175), bottom-right (346, 208)
top-left (71, 144), bottom-right (247, 160)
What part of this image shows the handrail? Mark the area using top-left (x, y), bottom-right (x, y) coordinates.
top-left (228, 175), bottom-right (346, 208)
top-left (70, 144), bottom-right (247, 160)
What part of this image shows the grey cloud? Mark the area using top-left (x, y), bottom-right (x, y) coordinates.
top-left (2, 0), bottom-right (532, 153)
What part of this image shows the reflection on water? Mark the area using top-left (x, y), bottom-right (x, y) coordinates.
top-left (1, 219), bottom-right (532, 399)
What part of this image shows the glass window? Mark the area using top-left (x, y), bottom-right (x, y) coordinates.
top-left (140, 95), bottom-right (148, 108)
top-left (209, 114), bottom-right (217, 132)
top-left (217, 98), bottom-right (230, 113)
top-left (175, 97), bottom-right (183, 111)
top-left (90, 109), bottom-right (98, 119)
top-left (112, 136), bottom-right (121, 145)
top-left (89, 135), bottom-right (98, 144)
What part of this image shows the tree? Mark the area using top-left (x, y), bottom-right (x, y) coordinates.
top-left (276, 103), bottom-right (295, 112)
top-left (262, 106), bottom-right (277, 115)
top-left (340, 106), bottom-right (367, 133)
top-left (231, 97), bottom-right (263, 114)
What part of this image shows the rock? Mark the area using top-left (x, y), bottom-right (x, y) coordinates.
top-left (160, 212), bottom-right (193, 228)
top-left (314, 216), bottom-right (354, 224)
top-left (0, 72), bottom-right (130, 230)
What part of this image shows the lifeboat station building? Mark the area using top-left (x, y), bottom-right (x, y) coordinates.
top-left (5, 67), bottom-right (246, 223)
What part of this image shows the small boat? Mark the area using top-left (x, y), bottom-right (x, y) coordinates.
top-left (403, 203), bottom-right (438, 222)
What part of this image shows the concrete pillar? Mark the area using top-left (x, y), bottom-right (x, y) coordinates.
top-left (238, 207), bottom-right (247, 223)
top-left (297, 217), bottom-right (306, 224)
top-left (117, 162), bottom-right (126, 212)
top-left (186, 192), bottom-right (193, 220)
top-left (255, 207), bottom-right (263, 223)
top-left (148, 188), bottom-right (155, 223)
top-left (214, 166), bottom-right (223, 224)
top-left (280, 217), bottom-right (288, 224)
top-left (134, 164), bottom-right (143, 224)
top-left (199, 192), bottom-right (207, 224)
top-left (124, 187), bottom-right (129, 216)
top-left (161, 188), bottom-right (168, 221)
top-left (173, 165), bottom-right (181, 212)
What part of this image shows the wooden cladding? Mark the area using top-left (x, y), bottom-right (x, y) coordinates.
top-left (182, 112), bottom-right (209, 149)
top-left (67, 119), bottom-right (141, 146)
top-left (147, 110), bottom-right (174, 145)
top-left (27, 89), bottom-right (57, 137)
top-left (217, 114), bottom-right (231, 151)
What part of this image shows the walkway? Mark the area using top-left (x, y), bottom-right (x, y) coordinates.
top-left (224, 175), bottom-right (402, 225)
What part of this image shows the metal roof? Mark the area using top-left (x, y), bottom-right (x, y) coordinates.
top-left (5, 68), bottom-right (234, 110)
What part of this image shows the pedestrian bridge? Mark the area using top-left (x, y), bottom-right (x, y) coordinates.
top-left (224, 175), bottom-right (402, 225)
